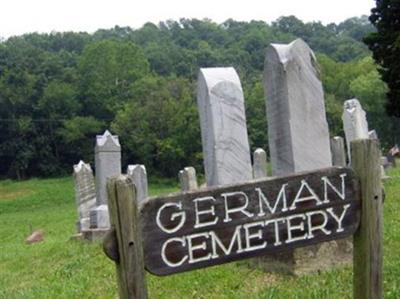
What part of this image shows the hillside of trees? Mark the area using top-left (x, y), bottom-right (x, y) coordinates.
top-left (0, 16), bottom-right (395, 179)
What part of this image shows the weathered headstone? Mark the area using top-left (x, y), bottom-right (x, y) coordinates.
top-left (369, 130), bottom-right (378, 140)
top-left (366, 131), bottom-right (389, 179)
top-left (73, 161), bottom-right (97, 232)
top-left (388, 145), bottom-right (399, 167)
top-left (342, 99), bottom-right (369, 163)
top-left (263, 39), bottom-right (351, 274)
top-left (89, 205), bottom-right (110, 230)
top-left (343, 111), bottom-right (386, 179)
top-left (264, 38), bottom-right (332, 176)
top-left (330, 137), bottom-right (347, 167)
top-left (179, 167), bottom-right (198, 191)
top-left (197, 67), bottom-right (252, 187)
top-left (127, 164), bottom-right (148, 204)
top-left (90, 130), bottom-right (121, 229)
top-left (253, 148), bottom-right (268, 179)
top-left (381, 156), bottom-right (390, 169)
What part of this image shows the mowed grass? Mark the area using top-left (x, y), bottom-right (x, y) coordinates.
top-left (0, 169), bottom-right (399, 299)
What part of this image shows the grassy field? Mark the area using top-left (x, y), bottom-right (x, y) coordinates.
top-left (0, 169), bottom-right (399, 299)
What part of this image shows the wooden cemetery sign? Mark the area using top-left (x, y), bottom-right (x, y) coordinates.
top-left (103, 139), bottom-right (383, 299)
top-left (141, 167), bottom-right (358, 275)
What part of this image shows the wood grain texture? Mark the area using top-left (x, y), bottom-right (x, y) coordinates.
top-left (351, 139), bottom-right (383, 299)
top-left (141, 167), bottom-right (360, 276)
top-left (106, 175), bottom-right (148, 299)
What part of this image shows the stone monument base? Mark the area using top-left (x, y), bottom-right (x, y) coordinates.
top-left (247, 238), bottom-right (353, 275)
top-left (81, 228), bottom-right (109, 241)
top-left (90, 204), bottom-right (110, 229)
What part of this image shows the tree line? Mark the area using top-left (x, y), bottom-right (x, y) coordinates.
top-left (0, 16), bottom-right (395, 179)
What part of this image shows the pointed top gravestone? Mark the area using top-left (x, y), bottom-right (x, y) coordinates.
top-left (73, 160), bottom-right (96, 232)
top-left (197, 67), bottom-right (252, 187)
top-left (74, 160), bottom-right (90, 172)
top-left (95, 130), bottom-right (121, 206)
top-left (91, 130), bottom-right (121, 229)
top-left (95, 130), bottom-right (120, 153)
top-left (264, 38), bottom-right (332, 176)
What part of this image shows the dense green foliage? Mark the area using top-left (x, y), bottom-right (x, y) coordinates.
top-left (1, 169), bottom-right (400, 298)
top-left (0, 16), bottom-right (393, 179)
top-left (365, 0), bottom-right (400, 117)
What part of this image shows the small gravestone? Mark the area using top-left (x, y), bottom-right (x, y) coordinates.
top-left (263, 39), bottom-right (350, 274)
top-left (387, 145), bottom-right (399, 167)
top-left (127, 165), bottom-right (148, 203)
top-left (179, 167), bottom-right (198, 191)
top-left (330, 137), bottom-right (347, 167)
top-left (197, 67), bottom-right (252, 187)
top-left (253, 148), bottom-right (268, 179)
top-left (369, 130), bottom-right (378, 140)
top-left (343, 112), bottom-right (386, 178)
top-left (90, 130), bottom-right (121, 229)
top-left (73, 161), bottom-right (97, 232)
top-left (366, 130), bottom-right (388, 178)
top-left (367, 131), bottom-right (388, 178)
top-left (381, 156), bottom-right (390, 169)
top-left (342, 99), bottom-right (369, 163)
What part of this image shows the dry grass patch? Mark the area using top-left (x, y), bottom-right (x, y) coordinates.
top-left (0, 187), bottom-right (34, 200)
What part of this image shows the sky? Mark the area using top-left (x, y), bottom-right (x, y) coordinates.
top-left (0, 0), bottom-right (376, 39)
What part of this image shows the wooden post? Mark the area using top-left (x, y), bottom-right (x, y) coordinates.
top-left (351, 139), bottom-right (383, 299)
top-left (104, 175), bottom-right (148, 299)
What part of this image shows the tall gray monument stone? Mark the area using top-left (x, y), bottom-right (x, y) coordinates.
top-left (264, 38), bottom-right (332, 176)
top-left (197, 67), bottom-right (252, 186)
top-left (95, 130), bottom-right (121, 205)
top-left (262, 39), bottom-right (351, 275)
top-left (90, 130), bottom-right (121, 229)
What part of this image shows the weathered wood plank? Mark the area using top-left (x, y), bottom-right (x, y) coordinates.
top-left (351, 139), bottom-right (383, 299)
top-left (140, 167), bottom-right (360, 276)
top-left (106, 175), bottom-right (148, 299)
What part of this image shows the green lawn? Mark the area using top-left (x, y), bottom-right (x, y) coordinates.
top-left (0, 169), bottom-right (399, 299)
